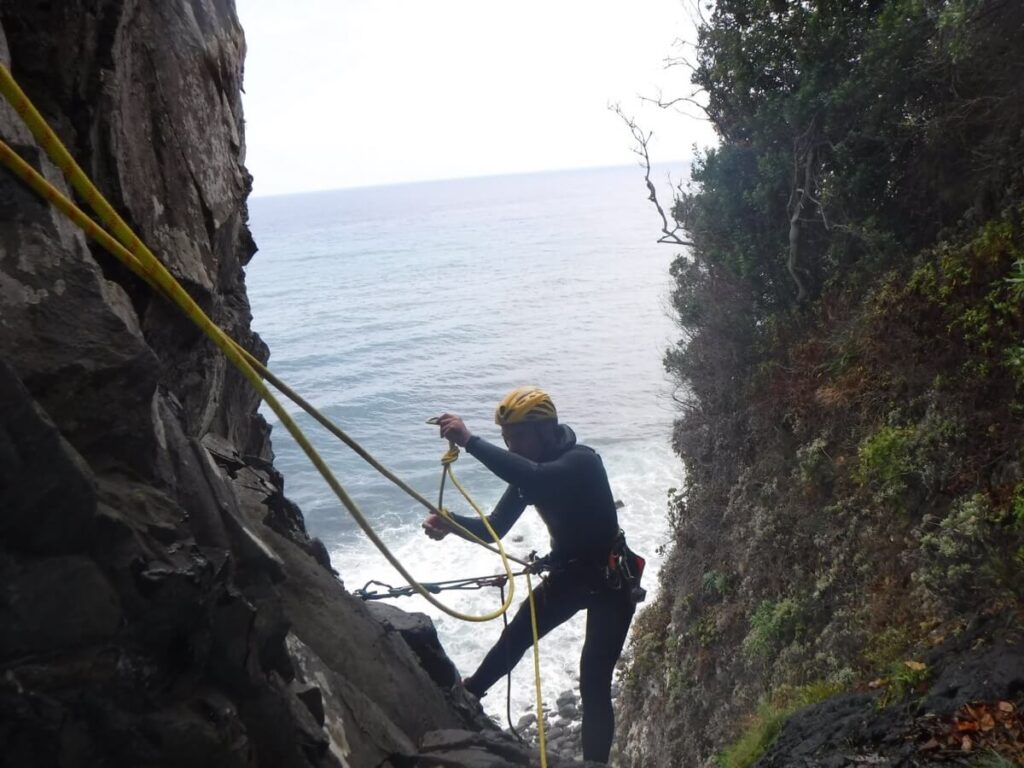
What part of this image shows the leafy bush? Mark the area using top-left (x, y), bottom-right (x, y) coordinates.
top-left (855, 425), bottom-right (916, 497)
top-left (687, 614), bottom-right (720, 648)
top-left (702, 569), bottom-right (733, 600)
top-left (970, 751), bottom-right (1020, 768)
top-left (854, 414), bottom-right (963, 509)
top-left (861, 626), bottom-right (914, 672)
top-left (743, 598), bottom-right (804, 659)
top-left (795, 436), bottom-right (834, 490)
top-left (877, 660), bottom-right (930, 708)
top-left (912, 493), bottom-right (1011, 606)
top-left (717, 682), bottom-right (843, 768)
top-left (1012, 484), bottom-right (1024, 528)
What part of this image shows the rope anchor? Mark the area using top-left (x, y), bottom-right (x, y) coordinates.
top-left (354, 573), bottom-right (510, 600)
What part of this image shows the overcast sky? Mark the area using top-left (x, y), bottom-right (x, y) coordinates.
top-left (236, 0), bottom-right (718, 197)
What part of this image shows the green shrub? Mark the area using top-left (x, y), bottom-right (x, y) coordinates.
top-left (856, 425), bottom-right (913, 491)
top-left (877, 660), bottom-right (930, 708)
top-left (743, 598), bottom-right (804, 659)
top-left (666, 661), bottom-right (696, 705)
top-left (913, 493), bottom-right (1001, 603)
top-left (702, 569), bottom-right (733, 599)
top-left (687, 614), bottom-right (720, 648)
top-left (717, 682), bottom-right (843, 768)
top-left (1006, 346), bottom-right (1024, 390)
top-left (854, 415), bottom-right (963, 507)
top-left (862, 625), bottom-right (914, 671)
top-left (920, 218), bottom-right (1024, 386)
top-left (970, 751), bottom-right (1020, 768)
top-left (717, 701), bottom-right (789, 768)
top-left (795, 436), bottom-right (835, 489)
top-left (1011, 482), bottom-right (1024, 528)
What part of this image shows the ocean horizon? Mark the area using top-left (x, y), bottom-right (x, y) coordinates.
top-left (248, 160), bottom-right (690, 200)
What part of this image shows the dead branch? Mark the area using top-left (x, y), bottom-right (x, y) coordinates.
top-left (682, 0), bottom-right (708, 29)
top-left (804, 190), bottom-right (830, 231)
top-left (663, 35), bottom-right (700, 72)
top-left (663, 54), bottom-right (699, 72)
top-left (639, 89), bottom-right (713, 123)
top-left (786, 133), bottom-right (815, 303)
top-left (611, 103), bottom-right (694, 247)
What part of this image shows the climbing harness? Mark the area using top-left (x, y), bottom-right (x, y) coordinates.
top-left (606, 530), bottom-right (648, 604)
top-left (0, 65), bottom-right (552, 766)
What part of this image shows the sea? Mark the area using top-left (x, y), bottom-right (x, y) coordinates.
top-left (246, 164), bottom-right (686, 724)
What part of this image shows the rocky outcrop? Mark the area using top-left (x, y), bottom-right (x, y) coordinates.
top-left (752, 618), bottom-right (1024, 767)
top-left (0, 2), bottom-right (516, 766)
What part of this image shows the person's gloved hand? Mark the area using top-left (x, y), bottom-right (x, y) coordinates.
top-left (437, 413), bottom-right (472, 447)
top-left (422, 513), bottom-right (452, 540)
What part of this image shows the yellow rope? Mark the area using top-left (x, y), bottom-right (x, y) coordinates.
top-left (0, 63), bottom-right (548, 765)
top-left (525, 572), bottom-right (548, 764)
top-left (0, 66), bottom-right (516, 622)
top-left (435, 445), bottom-right (549, 766)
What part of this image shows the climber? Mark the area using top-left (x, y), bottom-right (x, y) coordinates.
top-left (422, 386), bottom-right (639, 764)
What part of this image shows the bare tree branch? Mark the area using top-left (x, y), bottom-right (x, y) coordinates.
top-left (804, 190), bottom-right (831, 231)
top-left (682, 0), bottom-right (708, 29)
top-left (662, 33), bottom-right (700, 72)
top-left (611, 103), bottom-right (694, 247)
top-left (786, 122), bottom-right (822, 303)
top-left (639, 90), bottom-right (713, 122)
top-left (663, 54), bottom-right (699, 71)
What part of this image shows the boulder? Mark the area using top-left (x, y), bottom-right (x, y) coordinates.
top-left (368, 600), bottom-right (461, 688)
top-left (0, 553), bottom-right (121, 659)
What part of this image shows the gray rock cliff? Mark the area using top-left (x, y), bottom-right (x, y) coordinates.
top-left (0, 2), bottom-right (525, 766)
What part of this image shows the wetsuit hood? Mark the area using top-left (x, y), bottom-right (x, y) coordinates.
top-left (545, 423), bottom-right (577, 460)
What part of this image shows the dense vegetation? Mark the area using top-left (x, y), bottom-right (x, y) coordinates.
top-left (617, 2), bottom-right (1024, 766)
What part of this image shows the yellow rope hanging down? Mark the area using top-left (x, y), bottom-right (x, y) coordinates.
top-left (0, 64), bottom-right (549, 767)
top-left (437, 445), bottom-right (548, 766)
top-left (526, 571), bottom-right (548, 762)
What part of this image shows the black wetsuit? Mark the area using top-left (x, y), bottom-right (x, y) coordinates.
top-left (450, 424), bottom-right (635, 764)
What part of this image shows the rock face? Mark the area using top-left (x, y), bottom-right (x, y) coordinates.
top-left (0, 3), bottom-right (509, 766)
top-left (751, 619), bottom-right (1024, 767)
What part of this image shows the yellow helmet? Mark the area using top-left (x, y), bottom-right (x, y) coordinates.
top-left (494, 386), bottom-right (558, 425)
